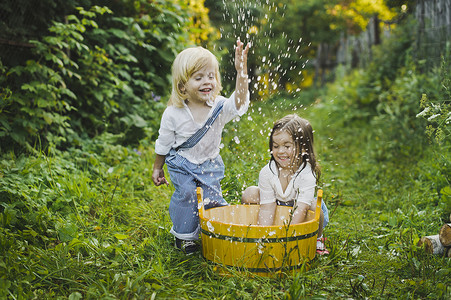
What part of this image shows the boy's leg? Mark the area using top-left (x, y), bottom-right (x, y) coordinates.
top-left (166, 164), bottom-right (200, 240)
top-left (195, 155), bottom-right (227, 209)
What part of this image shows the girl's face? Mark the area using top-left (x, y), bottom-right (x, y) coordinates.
top-left (183, 63), bottom-right (217, 104)
top-left (271, 130), bottom-right (298, 171)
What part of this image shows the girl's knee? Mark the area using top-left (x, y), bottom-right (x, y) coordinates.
top-left (318, 210), bottom-right (326, 236)
top-left (241, 186), bottom-right (260, 204)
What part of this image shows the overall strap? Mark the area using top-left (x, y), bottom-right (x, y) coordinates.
top-left (176, 99), bottom-right (225, 151)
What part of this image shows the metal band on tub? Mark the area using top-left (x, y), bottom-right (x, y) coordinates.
top-left (200, 228), bottom-right (318, 243)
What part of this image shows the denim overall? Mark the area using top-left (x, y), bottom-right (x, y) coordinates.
top-left (165, 100), bottom-right (227, 240)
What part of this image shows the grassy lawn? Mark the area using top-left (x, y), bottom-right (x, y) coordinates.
top-left (1, 93), bottom-right (450, 299)
top-left (219, 95), bottom-right (450, 299)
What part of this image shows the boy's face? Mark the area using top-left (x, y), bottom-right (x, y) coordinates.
top-left (183, 63), bottom-right (217, 105)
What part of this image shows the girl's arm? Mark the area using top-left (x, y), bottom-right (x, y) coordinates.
top-left (291, 202), bottom-right (310, 224)
top-left (257, 202), bottom-right (277, 225)
top-left (256, 165), bottom-right (277, 225)
top-left (292, 168), bottom-right (316, 223)
top-left (234, 39), bottom-right (250, 111)
top-left (152, 154), bottom-right (169, 186)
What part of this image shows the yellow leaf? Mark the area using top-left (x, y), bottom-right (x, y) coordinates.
top-left (114, 233), bottom-right (129, 240)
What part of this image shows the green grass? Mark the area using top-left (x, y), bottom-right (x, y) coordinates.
top-left (1, 93), bottom-right (450, 299)
top-left (221, 96), bottom-right (450, 299)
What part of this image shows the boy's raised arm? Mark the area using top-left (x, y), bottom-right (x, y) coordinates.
top-left (234, 39), bottom-right (250, 111)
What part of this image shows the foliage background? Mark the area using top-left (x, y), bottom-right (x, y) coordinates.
top-left (0, 0), bottom-right (450, 298)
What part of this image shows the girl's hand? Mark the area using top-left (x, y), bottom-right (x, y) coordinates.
top-left (291, 202), bottom-right (309, 224)
top-left (235, 39), bottom-right (250, 77)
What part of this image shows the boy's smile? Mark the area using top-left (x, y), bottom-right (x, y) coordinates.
top-left (184, 64), bottom-right (217, 104)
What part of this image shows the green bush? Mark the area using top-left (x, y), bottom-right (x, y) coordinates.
top-left (416, 55), bottom-right (451, 215)
top-left (1, 4), bottom-right (189, 152)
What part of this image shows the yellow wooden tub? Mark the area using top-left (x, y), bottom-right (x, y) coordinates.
top-left (197, 188), bottom-right (322, 277)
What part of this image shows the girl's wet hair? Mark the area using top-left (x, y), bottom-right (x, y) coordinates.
top-left (168, 47), bottom-right (222, 107)
top-left (269, 114), bottom-right (320, 182)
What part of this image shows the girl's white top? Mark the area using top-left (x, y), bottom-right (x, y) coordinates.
top-left (155, 92), bottom-right (249, 164)
top-left (258, 160), bottom-right (317, 210)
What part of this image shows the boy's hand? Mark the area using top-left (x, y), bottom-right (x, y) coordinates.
top-left (235, 39), bottom-right (250, 76)
top-left (152, 154), bottom-right (169, 186)
top-left (152, 168), bottom-right (169, 186)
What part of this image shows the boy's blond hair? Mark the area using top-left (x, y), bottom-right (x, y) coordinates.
top-left (168, 47), bottom-right (222, 107)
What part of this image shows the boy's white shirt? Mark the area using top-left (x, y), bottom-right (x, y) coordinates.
top-left (258, 160), bottom-right (317, 210)
top-left (155, 91), bottom-right (249, 165)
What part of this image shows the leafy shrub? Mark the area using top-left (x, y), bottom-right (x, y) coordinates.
top-left (416, 55), bottom-right (451, 215)
top-left (1, 4), bottom-right (190, 152)
top-left (324, 16), bottom-right (417, 119)
top-left (368, 66), bottom-right (433, 162)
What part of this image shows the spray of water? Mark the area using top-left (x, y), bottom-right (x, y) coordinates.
top-left (213, 0), bottom-right (326, 202)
